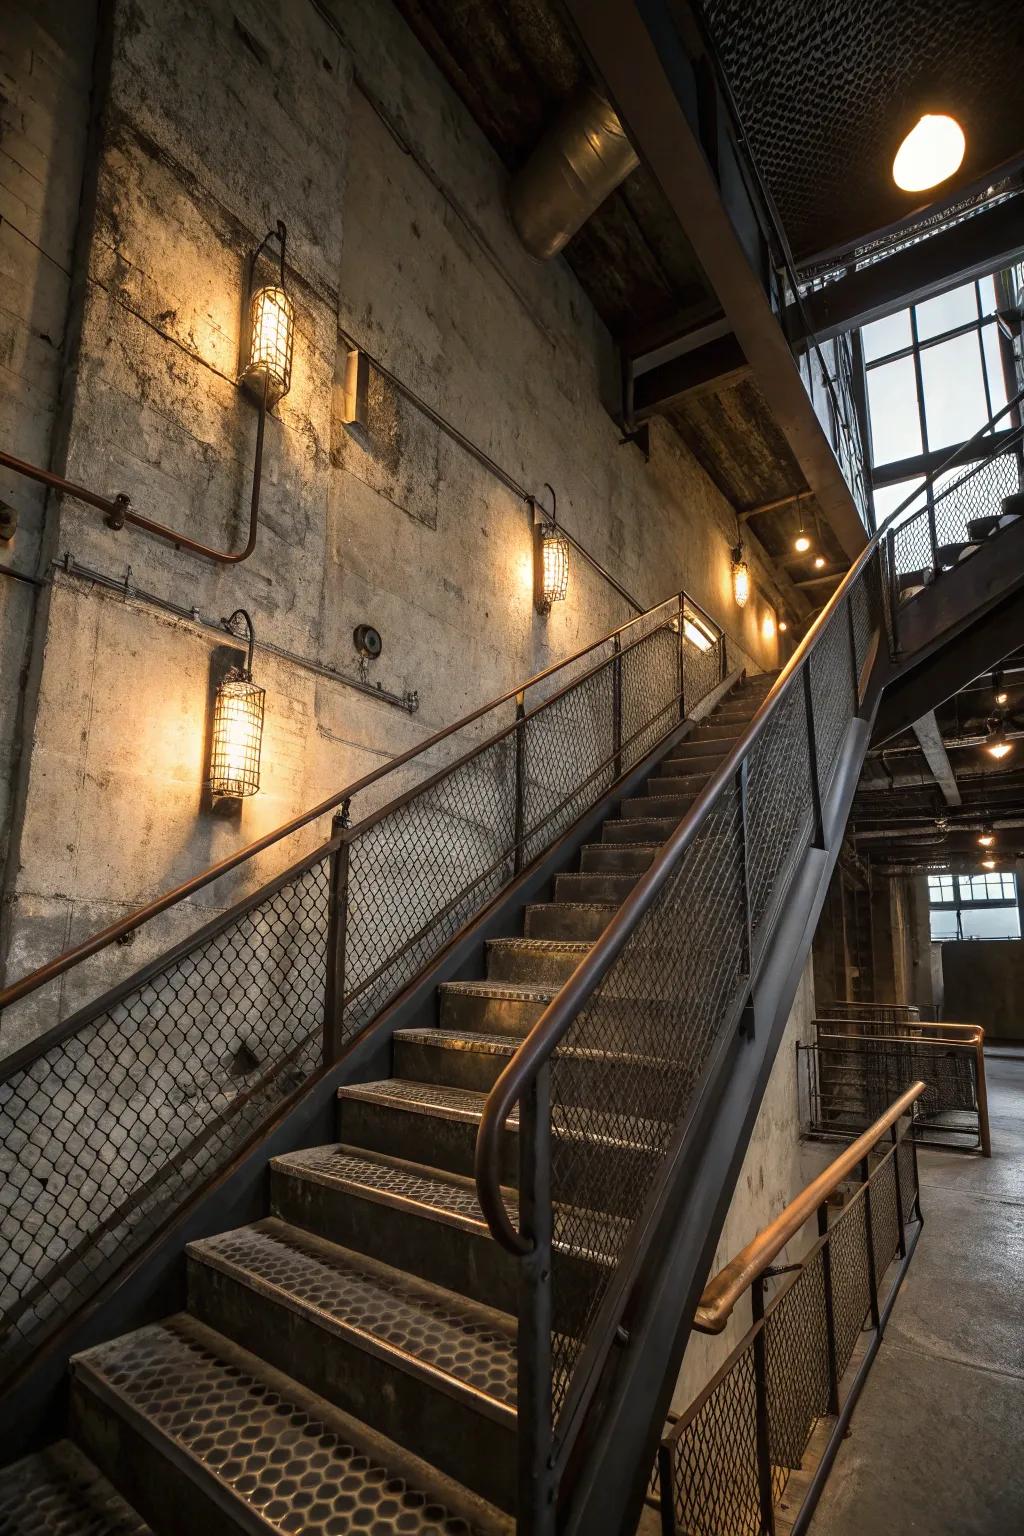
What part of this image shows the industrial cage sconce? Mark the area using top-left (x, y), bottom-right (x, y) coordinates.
top-left (534, 483), bottom-right (569, 614)
top-left (731, 540), bottom-right (750, 608)
top-left (209, 609), bottom-right (266, 806)
top-left (240, 220), bottom-right (294, 406)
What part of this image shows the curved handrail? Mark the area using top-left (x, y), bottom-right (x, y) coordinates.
top-left (693, 1081), bottom-right (924, 1335)
top-left (0, 589), bottom-right (692, 1013)
top-left (475, 388), bottom-right (1024, 1254)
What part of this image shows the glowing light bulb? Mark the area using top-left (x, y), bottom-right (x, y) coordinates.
top-left (977, 830), bottom-right (995, 848)
top-left (535, 522), bottom-right (569, 612)
top-left (981, 856), bottom-right (996, 871)
top-left (778, 620), bottom-right (788, 633)
top-left (987, 739), bottom-right (1013, 761)
top-left (794, 534), bottom-right (811, 554)
top-left (732, 554), bottom-right (750, 608)
top-left (814, 556), bottom-right (826, 570)
top-left (893, 114), bottom-right (965, 193)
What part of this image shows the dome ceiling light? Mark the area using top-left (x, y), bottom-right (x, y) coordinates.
top-left (892, 114), bottom-right (965, 193)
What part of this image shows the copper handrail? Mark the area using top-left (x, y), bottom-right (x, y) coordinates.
top-left (692, 1082), bottom-right (925, 1335)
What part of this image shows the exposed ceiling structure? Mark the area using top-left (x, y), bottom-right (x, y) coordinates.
top-left (850, 650), bottom-right (1024, 873)
top-left (698, 0), bottom-right (1024, 271)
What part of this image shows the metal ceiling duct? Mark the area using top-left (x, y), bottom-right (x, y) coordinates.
top-left (509, 86), bottom-right (639, 260)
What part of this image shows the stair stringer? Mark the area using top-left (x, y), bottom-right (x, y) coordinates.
top-left (560, 714), bottom-right (873, 1536)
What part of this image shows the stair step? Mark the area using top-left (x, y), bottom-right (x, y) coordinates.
top-left (579, 843), bottom-right (657, 874)
top-left (692, 722), bottom-right (746, 741)
top-left (337, 1080), bottom-right (668, 1212)
top-left (553, 870), bottom-right (640, 903)
top-left (394, 1028), bottom-right (682, 1115)
top-left (71, 1316), bottom-right (511, 1535)
top-left (271, 1143), bottom-right (519, 1309)
top-left (187, 1220), bottom-right (517, 1511)
top-left (523, 901), bottom-right (617, 940)
top-left (0, 1441), bottom-right (151, 1535)
top-left (651, 775), bottom-right (716, 799)
top-left (439, 979), bottom-right (554, 1036)
top-left (485, 937), bottom-right (589, 985)
top-left (621, 794), bottom-right (693, 820)
top-left (651, 758), bottom-right (712, 783)
top-left (601, 816), bottom-right (678, 845)
top-left (664, 736), bottom-right (727, 759)
top-left (935, 540), bottom-right (978, 567)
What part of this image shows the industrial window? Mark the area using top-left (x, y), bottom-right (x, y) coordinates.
top-left (861, 272), bottom-right (1018, 529)
top-left (927, 871), bottom-right (1021, 941)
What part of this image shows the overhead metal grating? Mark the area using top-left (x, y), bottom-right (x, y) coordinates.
top-left (697, 0), bottom-right (1024, 269)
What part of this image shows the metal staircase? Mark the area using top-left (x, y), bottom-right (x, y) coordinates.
top-left (0, 396), bottom-right (1022, 1536)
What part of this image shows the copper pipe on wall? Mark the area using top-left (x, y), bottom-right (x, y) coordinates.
top-left (0, 372), bottom-right (268, 565)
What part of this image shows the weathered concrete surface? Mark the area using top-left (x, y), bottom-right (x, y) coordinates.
top-left (0, 0), bottom-right (97, 867)
top-left (672, 960), bottom-right (818, 1413)
top-left (942, 940), bottom-right (1024, 1041)
top-left (809, 1054), bottom-right (1024, 1535)
top-left (1, 0), bottom-right (788, 1049)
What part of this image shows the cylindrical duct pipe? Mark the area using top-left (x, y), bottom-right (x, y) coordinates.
top-left (509, 86), bottom-right (639, 260)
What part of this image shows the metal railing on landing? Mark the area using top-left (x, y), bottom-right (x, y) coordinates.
top-left (472, 397), bottom-right (1021, 1522)
top-left (658, 1085), bottom-right (925, 1536)
top-left (0, 584), bottom-right (727, 1386)
top-left (802, 1017), bottom-right (991, 1157)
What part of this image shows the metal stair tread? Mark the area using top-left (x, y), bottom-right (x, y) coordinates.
top-left (395, 1028), bottom-right (686, 1074)
top-left (72, 1316), bottom-right (512, 1535)
top-left (271, 1143), bottom-right (517, 1234)
top-left (485, 938), bottom-right (590, 955)
top-left (439, 979), bottom-right (557, 1003)
top-left (189, 1219), bottom-right (517, 1419)
top-left (0, 1441), bottom-right (151, 1536)
top-left (338, 1079), bottom-right (670, 1149)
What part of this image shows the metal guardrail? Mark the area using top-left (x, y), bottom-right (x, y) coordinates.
top-left (658, 1086), bottom-right (925, 1536)
top-left (472, 400), bottom-right (1019, 1523)
top-left (816, 1001), bottom-right (920, 1025)
top-left (802, 1018), bottom-right (990, 1157)
top-left (0, 585), bottom-right (727, 1385)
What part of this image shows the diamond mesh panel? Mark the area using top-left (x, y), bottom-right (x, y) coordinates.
top-left (523, 661), bottom-right (615, 863)
top-left (869, 1152), bottom-right (901, 1287)
top-left (809, 601), bottom-right (854, 793)
top-left (829, 1193), bottom-right (872, 1379)
top-left (547, 779), bottom-right (747, 1413)
top-left (745, 683), bottom-right (813, 944)
top-left (764, 1253), bottom-right (830, 1486)
top-left (619, 626), bottom-right (680, 773)
top-left (670, 1347), bottom-right (761, 1536)
top-left (0, 857), bottom-right (329, 1379)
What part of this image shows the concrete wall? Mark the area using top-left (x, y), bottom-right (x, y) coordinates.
top-left (941, 941), bottom-right (1024, 1040)
top-left (0, 0), bottom-right (785, 1052)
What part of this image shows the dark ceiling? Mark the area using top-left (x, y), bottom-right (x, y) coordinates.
top-left (851, 650), bottom-right (1024, 871)
top-left (698, 0), bottom-right (1024, 268)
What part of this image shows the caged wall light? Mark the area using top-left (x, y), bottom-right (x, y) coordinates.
top-left (240, 220), bottom-right (294, 406)
top-left (209, 610), bottom-right (266, 806)
top-left (731, 541), bottom-right (750, 608)
top-left (534, 483), bottom-right (569, 614)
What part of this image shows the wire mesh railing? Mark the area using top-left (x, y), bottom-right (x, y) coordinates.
top-left (658, 1108), bottom-right (922, 1536)
top-left (0, 587), bottom-right (726, 1386)
top-left (801, 1020), bottom-right (990, 1155)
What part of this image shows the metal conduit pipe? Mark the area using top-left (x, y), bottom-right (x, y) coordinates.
top-left (509, 85), bottom-right (639, 260)
top-left (854, 817), bottom-right (1024, 842)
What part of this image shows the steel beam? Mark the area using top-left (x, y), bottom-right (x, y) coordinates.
top-left (910, 711), bottom-right (962, 807)
top-left (632, 332), bottom-right (750, 417)
top-left (789, 196), bottom-right (1024, 347)
top-left (563, 0), bottom-right (867, 561)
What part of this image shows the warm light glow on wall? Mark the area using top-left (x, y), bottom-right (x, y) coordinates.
top-left (209, 610), bottom-right (265, 804)
top-left (683, 616), bottom-right (715, 653)
top-left (892, 114), bottom-right (965, 192)
top-left (533, 485), bottom-right (569, 614)
top-left (761, 611), bottom-right (776, 642)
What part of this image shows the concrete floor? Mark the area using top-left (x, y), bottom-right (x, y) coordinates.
top-left (809, 1054), bottom-right (1024, 1534)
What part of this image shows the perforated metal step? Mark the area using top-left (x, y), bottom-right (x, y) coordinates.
top-left (189, 1219), bottom-right (517, 1413)
top-left (0, 1442), bottom-right (150, 1536)
top-left (72, 1316), bottom-right (514, 1535)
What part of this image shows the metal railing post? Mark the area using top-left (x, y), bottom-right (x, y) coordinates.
top-left (975, 1038), bottom-right (992, 1158)
top-left (926, 497), bottom-right (940, 576)
top-left (737, 760), bottom-right (754, 974)
top-left (860, 1155), bottom-right (881, 1331)
top-left (751, 1276), bottom-right (776, 1536)
top-left (817, 1201), bottom-right (841, 1416)
top-left (613, 634), bottom-right (623, 778)
top-left (802, 661), bottom-right (825, 848)
top-left (322, 800), bottom-right (352, 1066)
top-left (513, 690), bottom-right (527, 875)
top-left (890, 1124), bottom-right (907, 1259)
top-left (677, 591), bottom-right (686, 721)
top-left (517, 1063), bottom-right (556, 1536)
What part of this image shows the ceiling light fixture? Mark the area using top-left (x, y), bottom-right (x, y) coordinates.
top-left (892, 114), bottom-right (965, 193)
top-left (981, 856), bottom-right (997, 872)
top-left (977, 826), bottom-right (995, 848)
top-left (814, 556), bottom-right (826, 570)
top-left (793, 495), bottom-right (812, 555)
top-left (984, 717), bottom-right (1013, 760)
top-left (778, 619), bottom-right (788, 633)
